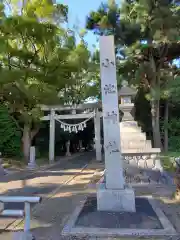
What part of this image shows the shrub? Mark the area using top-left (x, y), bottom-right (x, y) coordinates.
top-left (0, 105), bottom-right (21, 157)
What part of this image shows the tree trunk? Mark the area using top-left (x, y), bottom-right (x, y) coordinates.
top-left (164, 100), bottom-right (169, 153)
top-left (151, 99), bottom-right (161, 148)
top-left (22, 124), bottom-right (31, 162)
top-left (22, 123), bottom-right (40, 162)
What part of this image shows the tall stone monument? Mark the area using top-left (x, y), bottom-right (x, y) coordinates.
top-left (97, 36), bottom-right (135, 212)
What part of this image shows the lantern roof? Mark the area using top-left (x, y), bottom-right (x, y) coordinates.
top-left (118, 80), bottom-right (137, 97)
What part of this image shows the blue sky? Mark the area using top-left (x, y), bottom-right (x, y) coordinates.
top-left (60, 0), bottom-right (103, 48)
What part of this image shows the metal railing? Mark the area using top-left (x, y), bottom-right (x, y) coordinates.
top-left (0, 196), bottom-right (42, 239)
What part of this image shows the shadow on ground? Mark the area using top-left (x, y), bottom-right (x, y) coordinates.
top-left (0, 152), bottom-right (95, 184)
top-left (0, 179), bottom-right (180, 239)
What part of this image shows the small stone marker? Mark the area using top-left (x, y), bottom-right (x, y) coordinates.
top-left (0, 152), bottom-right (7, 175)
top-left (65, 140), bottom-right (71, 157)
top-left (27, 147), bottom-right (37, 169)
top-left (79, 140), bottom-right (83, 151)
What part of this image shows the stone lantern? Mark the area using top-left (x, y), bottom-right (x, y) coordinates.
top-left (118, 80), bottom-right (137, 122)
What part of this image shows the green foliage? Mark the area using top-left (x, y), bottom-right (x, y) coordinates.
top-left (86, 0), bottom-right (180, 90)
top-left (86, 0), bottom-right (141, 45)
top-left (57, 40), bottom-right (100, 104)
top-left (0, 13), bottom-right (70, 127)
top-left (86, 0), bottom-right (180, 149)
top-left (168, 76), bottom-right (180, 103)
top-left (169, 136), bottom-right (180, 152)
top-left (6, 0), bottom-right (68, 23)
top-left (160, 154), bottom-right (176, 172)
top-left (0, 105), bottom-right (21, 157)
top-left (168, 118), bottom-right (180, 136)
top-left (134, 88), bottom-right (152, 135)
top-left (0, 1), bottom-right (93, 130)
top-left (167, 118), bottom-right (180, 152)
top-left (0, 0), bottom-right (101, 159)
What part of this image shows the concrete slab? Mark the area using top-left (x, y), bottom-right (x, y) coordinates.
top-left (97, 183), bottom-right (135, 212)
top-left (62, 195), bottom-right (177, 238)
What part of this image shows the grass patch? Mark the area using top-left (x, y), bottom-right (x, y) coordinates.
top-left (2, 157), bottom-right (48, 169)
top-left (160, 151), bottom-right (179, 172)
top-left (36, 158), bottom-right (48, 166)
top-left (2, 158), bottom-right (26, 169)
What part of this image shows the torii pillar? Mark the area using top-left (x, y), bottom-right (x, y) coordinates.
top-left (49, 109), bottom-right (55, 163)
top-left (94, 109), bottom-right (102, 161)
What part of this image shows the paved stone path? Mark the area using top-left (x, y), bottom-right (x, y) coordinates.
top-left (0, 152), bottom-right (95, 237)
top-left (0, 153), bottom-right (86, 193)
top-left (1, 158), bottom-right (180, 240)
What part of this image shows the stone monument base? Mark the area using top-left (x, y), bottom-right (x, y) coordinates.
top-left (97, 182), bottom-right (135, 212)
top-left (27, 163), bottom-right (37, 169)
top-left (62, 195), bottom-right (176, 238)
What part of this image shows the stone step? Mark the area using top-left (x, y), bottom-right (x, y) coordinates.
top-left (120, 133), bottom-right (147, 140)
top-left (122, 148), bottom-right (161, 154)
top-left (122, 143), bottom-right (152, 149)
top-left (121, 140), bottom-right (152, 149)
top-left (120, 121), bottom-right (138, 127)
top-left (120, 128), bottom-right (142, 133)
top-left (120, 124), bottom-right (142, 133)
top-left (120, 130), bottom-right (145, 135)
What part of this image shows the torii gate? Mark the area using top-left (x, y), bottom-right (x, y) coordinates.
top-left (40, 102), bottom-right (102, 162)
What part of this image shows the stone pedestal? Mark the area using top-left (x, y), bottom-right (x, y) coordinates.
top-left (97, 182), bottom-right (135, 212)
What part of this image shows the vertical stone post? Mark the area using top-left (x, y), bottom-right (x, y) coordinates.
top-left (65, 140), bottom-right (71, 157)
top-left (94, 109), bottom-right (102, 161)
top-left (49, 109), bottom-right (55, 163)
top-left (79, 140), bottom-right (83, 152)
top-left (99, 36), bottom-right (124, 189)
top-left (97, 35), bottom-right (135, 212)
top-left (27, 147), bottom-right (36, 169)
top-left (0, 152), bottom-right (6, 175)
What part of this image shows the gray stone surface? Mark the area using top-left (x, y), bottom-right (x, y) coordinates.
top-left (0, 157), bottom-right (179, 240)
top-left (12, 231), bottom-right (35, 240)
top-left (0, 152), bottom-right (94, 233)
top-left (62, 195), bottom-right (177, 238)
top-left (120, 120), bottom-right (162, 173)
top-left (97, 183), bottom-right (135, 212)
top-left (76, 196), bottom-right (162, 229)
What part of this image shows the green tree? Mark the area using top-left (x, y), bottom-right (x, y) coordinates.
top-left (86, 0), bottom-right (180, 149)
top-left (58, 32), bottom-right (100, 104)
top-left (0, 2), bottom-right (76, 161)
top-left (6, 0), bottom-right (68, 23)
top-left (0, 104), bottom-right (21, 157)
